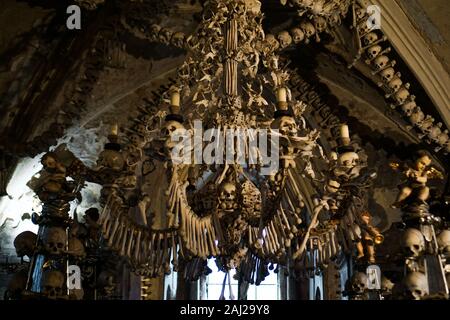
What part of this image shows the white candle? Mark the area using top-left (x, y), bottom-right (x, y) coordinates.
top-left (111, 124), bottom-right (118, 136)
top-left (277, 87), bottom-right (287, 102)
top-left (171, 91), bottom-right (180, 107)
top-left (340, 124), bottom-right (349, 139)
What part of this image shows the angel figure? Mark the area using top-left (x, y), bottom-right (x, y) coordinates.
top-left (391, 151), bottom-right (443, 209)
top-left (355, 211), bottom-right (383, 264)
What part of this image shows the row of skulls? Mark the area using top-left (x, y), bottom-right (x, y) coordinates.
top-left (346, 228), bottom-right (450, 300)
top-left (347, 271), bottom-right (430, 300)
top-left (267, 17), bottom-right (327, 50)
top-left (354, 3), bottom-right (450, 153)
top-left (14, 227), bottom-right (86, 259)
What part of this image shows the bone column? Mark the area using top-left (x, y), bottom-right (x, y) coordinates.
top-left (224, 18), bottom-right (238, 99)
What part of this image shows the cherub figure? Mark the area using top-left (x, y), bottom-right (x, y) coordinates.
top-left (356, 211), bottom-right (383, 264)
top-left (391, 151), bottom-right (442, 209)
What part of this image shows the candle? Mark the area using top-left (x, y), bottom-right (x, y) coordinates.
top-left (171, 90), bottom-right (180, 107)
top-left (111, 124), bottom-right (118, 136)
top-left (277, 87), bottom-right (287, 103)
top-left (340, 124), bottom-right (349, 139)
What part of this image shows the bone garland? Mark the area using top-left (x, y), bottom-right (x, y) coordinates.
top-left (346, 2), bottom-right (450, 153)
top-left (120, 17), bottom-right (188, 49)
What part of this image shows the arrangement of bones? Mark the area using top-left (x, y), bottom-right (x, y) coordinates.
top-left (4, 0), bottom-right (449, 300)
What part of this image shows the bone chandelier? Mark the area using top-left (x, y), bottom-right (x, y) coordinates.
top-left (99, 0), bottom-right (327, 282)
top-left (19, 0), bottom-right (390, 298)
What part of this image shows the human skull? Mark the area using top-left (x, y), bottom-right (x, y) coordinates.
top-left (14, 231), bottom-right (37, 258)
top-left (5, 269), bottom-right (28, 300)
top-left (290, 28), bottom-right (305, 44)
top-left (366, 44), bottom-right (381, 59)
top-left (429, 123), bottom-right (442, 141)
top-left (380, 67), bottom-right (395, 83)
top-left (437, 230), bottom-right (450, 254)
top-left (381, 276), bottom-right (394, 296)
top-left (403, 272), bottom-right (428, 300)
top-left (355, 7), bottom-right (366, 20)
top-left (150, 24), bottom-right (161, 37)
top-left (401, 100), bottom-right (416, 116)
top-left (96, 149), bottom-right (124, 171)
top-left (171, 32), bottom-right (185, 47)
top-left (394, 88), bottom-right (410, 105)
top-left (401, 228), bottom-right (425, 257)
top-left (272, 116), bottom-right (298, 137)
top-left (134, 124), bottom-right (147, 137)
top-left (300, 21), bottom-right (316, 38)
top-left (161, 120), bottom-right (185, 153)
top-left (68, 237), bottom-right (86, 258)
top-left (97, 270), bottom-right (117, 295)
top-left (364, 32), bottom-right (378, 46)
top-left (244, 0), bottom-right (261, 14)
top-left (314, 16), bottom-right (327, 33)
top-left (337, 151), bottom-right (359, 169)
top-left (409, 107), bottom-right (425, 125)
top-left (42, 227), bottom-right (67, 255)
top-left (388, 77), bottom-right (403, 92)
top-left (374, 55), bottom-right (389, 70)
top-left (358, 21), bottom-right (370, 35)
top-left (265, 34), bottom-right (280, 51)
top-left (41, 270), bottom-right (65, 299)
top-left (350, 272), bottom-right (368, 295)
top-left (129, 134), bottom-right (144, 148)
top-left (158, 28), bottom-right (172, 43)
top-left (161, 120), bottom-right (184, 138)
top-left (219, 182), bottom-right (237, 211)
top-left (277, 31), bottom-right (292, 48)
top-left (437, 130), bottom-right (449, 146)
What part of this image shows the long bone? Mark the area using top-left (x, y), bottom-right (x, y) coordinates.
top-left (107, 214), bottom-right (122, 247)
top-left (171, 232), bottom-right (178, 271)
top-left (201, 219), bottom-right (209, 258)
top-left (190, 214), bottom-right (198, 256)
top-left (120, 224), bottom-right (130, 257)
top-left (112, 219), bottom-right (125, 251)
top-left (282, 190), bottom-right (303, 225)
top-left (195, 217), bottom-right (204, 258)
top-left (126, 226), bottom-right (135, 258)
top-left (292, 199), bottom-right (326, 260)
top-left (138, 232), bottom-right (147, 265)
top-left (204, 219), bottom-right (217, 256)
top-left (158, 232), bottom-right (169, 275)
top-left (273, 212), bottom-right (288, 248)
top-left (133, 229), bottom-right (142, 263)
top-left (267, 221), bottom-right (279, 253)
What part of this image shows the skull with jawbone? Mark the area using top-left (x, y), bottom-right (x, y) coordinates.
top-left (219, 182), bottom-right (238, 212)
top-left (160, 120), bottom-right (186, 158)
top-left (333, 151), bottom-right (361, 180)
top-left (272, 116), bottom-right (298, 137)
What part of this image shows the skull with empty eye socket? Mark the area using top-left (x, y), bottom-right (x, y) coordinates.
top-left (160, 120), bottom-right (187, 158)
top-left (333, 150), bottom-right (361, 180)
top-left (42, 227), bottom-right (67, 255)
top-left (218, 182), bottom-right (238, 212)
top-left (271, 116), bottom-right (298, 137)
